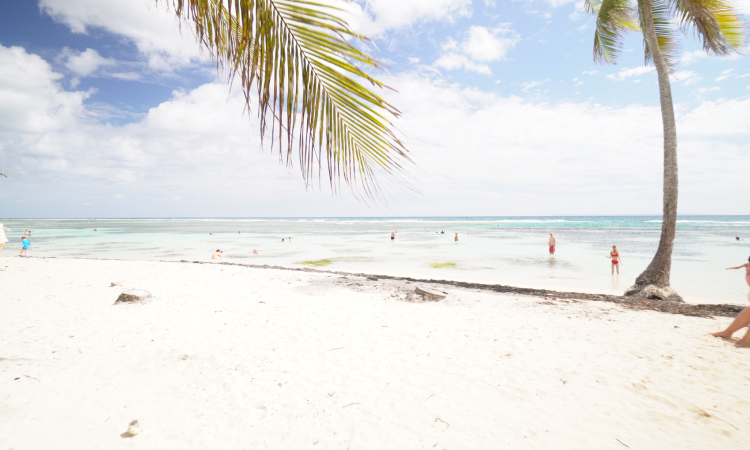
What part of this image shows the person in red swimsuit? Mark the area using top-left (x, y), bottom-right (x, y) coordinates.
top-left (548, 232), bottom-right (556, 254)
top-left (608, 245), bottom-right (622, 274)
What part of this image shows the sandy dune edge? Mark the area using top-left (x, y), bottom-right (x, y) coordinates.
top-left (1, 258), bottom-right (749, 449)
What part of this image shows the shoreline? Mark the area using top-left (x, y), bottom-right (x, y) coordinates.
top-left (33, 256), bottom-right (744, 318)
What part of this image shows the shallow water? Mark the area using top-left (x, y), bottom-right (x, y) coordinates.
top-left (2, 216), bottom-right (749, 304)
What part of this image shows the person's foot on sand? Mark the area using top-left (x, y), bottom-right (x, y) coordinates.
top-left (735, 340), bottom-right (750, 348)
top-left (711, 330), bottom-right (734, 339)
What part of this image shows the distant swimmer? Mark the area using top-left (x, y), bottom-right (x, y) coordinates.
top-left (239, 231), bottom-right (241, 234)
top-left (289, 237), bottom-right (292, 241)
top-left (210, 232), bottom-right (213, 236)
top-left (212, 249), bottom-right (222, 260)
top-left (24, 229), bottom-right (30, 236)
top-left (608, 245), bottom-right (623, 274)
top-left (253, 249), bottom-right (259, 254)
top-left (282, 239), bottom-right (285, 242)
top-left (93, 229), bottom-right (97, 232)
top-left (549, 232), bottom-right (556, 254)
top-left (711, 256), bottom-right (750, 347)
top-left (391, 231), bottom-right (396, 240)
top-left (441, 230), bottom-right (445, 234)
top-left (454, 233), bottom-right (459, 242)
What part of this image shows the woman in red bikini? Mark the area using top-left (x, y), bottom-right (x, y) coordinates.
top-left (608, 245), bottom-right (622, 274)
top-left (711, 256), bottom-right (750, 347)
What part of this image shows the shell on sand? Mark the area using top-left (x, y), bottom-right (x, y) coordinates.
top-left (127, 420), bottom-right (140, 436)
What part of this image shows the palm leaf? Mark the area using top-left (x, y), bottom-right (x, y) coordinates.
top-left (164, 0), bottom-right (411, 200)
top-left (638, 0), bottom-right (680, 69)
top-left (587, 0), bottom-right (639, 64)
top-left (669, 0), bottom-right (745, 54)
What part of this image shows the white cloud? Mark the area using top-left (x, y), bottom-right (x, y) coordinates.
top-left (345, 0), bottom-right (472, 36)
top-left (4, 46), bottom-right (750, 216)
top-left (111, 72), bottom-right (142, 81)
top-left (62, 48), bottom-right (115, 79)
top-left (715, 68), bottom-right (736, 81)
top-left (408, 57), bottom-right (420, 64)
top-left (569, 1), bottom-right (585, 20)
top-left (583, 70), bottom-right (598, 75)
top-left (521, 80), bottom-right (545, 92)
top-left (670, 70), bottom-right (702, 85)
top-left (433, 24), bottom-right (519, 75)
top-left (40, 0), bottom-right (204, 71)
top-left (442, 38), bottom-right (459, 51)
top-left (607, 66), bottom-right (655, 81)
top-left (434, 53), bottom-right (492, 74)
top-left (681, 50), bottom-right (708, 65)
top-left (697, 87), bottom-right (720, 93)
top-left (0, 45), bottom-right (90, 134)
top-left (461, 25), bottom-right (520, 62)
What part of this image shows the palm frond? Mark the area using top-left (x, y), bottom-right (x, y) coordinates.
top-left (669, 0), bottom-right (745, 55)
top-left (164, 0), bottom-right (411, 200)
top-left (588, 0), bottom-right (639, 64)
top-left (638, 0), bottom-right (680, 69)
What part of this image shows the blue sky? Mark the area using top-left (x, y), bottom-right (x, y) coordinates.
top-left (1, 0), bottom-right (749, 218)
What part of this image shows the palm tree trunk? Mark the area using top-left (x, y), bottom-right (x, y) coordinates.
top-left (625, 0), bottom-right (681, 300)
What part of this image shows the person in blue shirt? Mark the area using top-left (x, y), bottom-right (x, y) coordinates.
top-left (20, 237), bottom-right (31, 257)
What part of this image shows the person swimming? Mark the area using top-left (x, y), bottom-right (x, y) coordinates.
top-left (211, 249), bottom-right (222, 260)
top-left (608, 245), bottom-right (623, 274)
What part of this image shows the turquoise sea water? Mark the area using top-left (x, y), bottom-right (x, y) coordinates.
top-left (2, 216), bottom-right (750, 304)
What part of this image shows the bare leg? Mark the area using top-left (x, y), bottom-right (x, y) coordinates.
top-left (611, 262), bottom-right (614, 274)
top-left (712, 307), bottom-right (750, 339)
top-left (616, 263), bottom-right (620, 275)
top-left (735, 328), bottom-right (750, 348)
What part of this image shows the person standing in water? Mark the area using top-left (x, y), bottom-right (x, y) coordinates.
top-left (712, 257), bottom-right (750, 347)
top-left (549, 232), bottom-right (556, 254)
top-left (608, 245), bottom-right (623, 274)
top-left (391, 231), bottom-right (396, 241)
top-left (454, 233), bottom-right (459, 242)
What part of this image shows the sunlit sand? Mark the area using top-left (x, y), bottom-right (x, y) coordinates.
top-left (2, 257), bottom-right (749, 449)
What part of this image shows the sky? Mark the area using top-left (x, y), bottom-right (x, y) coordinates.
top-left (0, 0), bottom-right (749, 218)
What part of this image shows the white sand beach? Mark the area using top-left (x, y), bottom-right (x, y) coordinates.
top-left (2, 257), bottom-right (750, 449)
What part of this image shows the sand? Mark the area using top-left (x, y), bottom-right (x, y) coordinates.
top-left (1, 257), bottom-right (749, 449)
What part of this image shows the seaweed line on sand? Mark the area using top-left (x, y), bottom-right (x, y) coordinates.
top-left (36, 256), bottom-right (745, 318)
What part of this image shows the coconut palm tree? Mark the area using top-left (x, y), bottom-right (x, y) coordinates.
top-left (585, 0), bottom-right (744, 299)
top-left (162, 0), bottom-right (410, 199)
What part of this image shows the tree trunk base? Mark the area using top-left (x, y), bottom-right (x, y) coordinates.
top-left (624, 284), bottom-right (683, 302)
